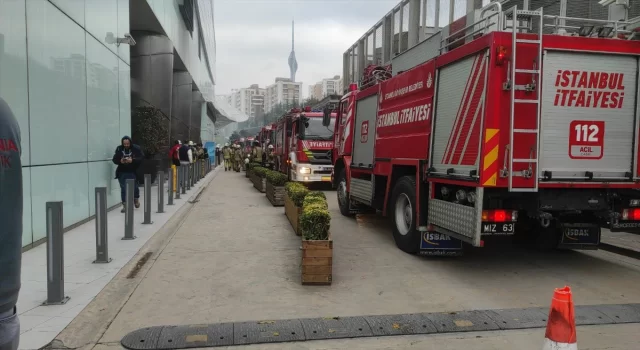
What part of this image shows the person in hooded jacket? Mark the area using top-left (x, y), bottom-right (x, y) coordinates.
top-left (0, 97), bottom-right (22, 350)
top-left (112, 136), bottom-right (144, 212)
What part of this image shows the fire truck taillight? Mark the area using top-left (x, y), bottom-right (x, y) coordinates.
top-left (482, 210), bottom-right (517, 223)
top-left (304, 106), bottom-right (312, 112)
top-left (496, 46), bottom-right (508, 66)
top-left (622, 208), bottom-right (640, 220)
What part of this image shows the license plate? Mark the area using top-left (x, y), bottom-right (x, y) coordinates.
top-left (321, 176), bottom-right (331, 182)
top-left (560, 224), bottom-right (600, 245)
top-left (481, 222), bottom-right (514, 235)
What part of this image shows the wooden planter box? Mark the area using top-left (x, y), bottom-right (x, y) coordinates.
top-left (301, 233), bottom-right (333, 285)
top-left (251, 173), bottom-right (266, 192)
top-left (284, 193), bottom-right (302, 236)
top-left (266, 181), bottom-right (286, 206)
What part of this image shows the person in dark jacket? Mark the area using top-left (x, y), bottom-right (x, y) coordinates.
top-left (0, 97), bottom-right (22, 350)
top-left (112, 136), bottom-right (144, 213)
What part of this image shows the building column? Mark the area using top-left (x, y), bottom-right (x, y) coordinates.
top-left (191, 90), bottom-right (204, 143)
top-left (172, 71), bottom-right (192, 143)
top-left (130, 31), bottom-right (174, 120)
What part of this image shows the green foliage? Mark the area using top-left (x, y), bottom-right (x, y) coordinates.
top-left (131, 106), bottom-right (169, 157)
top-left (285, 182), bottom-right (309, 207)
top-left (305, 191), bottom-right (327, 200)
top-left (266, 170), bottom-right (288, 186)
top-left (252, 166), bottom-right (267, 178)
top-left (303, 195), bottom-right (328, 210)
top-left (246, 162), bottom-right (262, 171)
top-left (301, 196), bottom-right (331, 240)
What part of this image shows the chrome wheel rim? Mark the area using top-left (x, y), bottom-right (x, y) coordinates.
top-left (395, 193), bottom-right (412, 236)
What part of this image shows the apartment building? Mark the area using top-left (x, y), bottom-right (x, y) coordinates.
top-left (264, 77), bottom-right (303, 113)
top-left (227, 84), bottom-right (265, 119)
top-left (308, 75), bottom-right (342, 100)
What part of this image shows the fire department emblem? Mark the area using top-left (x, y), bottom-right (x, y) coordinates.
top-left (426, 73), bottom-right (433, 88)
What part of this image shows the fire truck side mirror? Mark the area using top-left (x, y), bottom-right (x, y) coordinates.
top-left (322, 108), bottom-right (331, 127)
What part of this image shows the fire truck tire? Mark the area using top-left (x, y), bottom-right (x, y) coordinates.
top-left (337, 169), bottom-right (353, 217)
top-left (390, 176), bottom-right (420, 254)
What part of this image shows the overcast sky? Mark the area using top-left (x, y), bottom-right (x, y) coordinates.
top-left (213, 0), bottom-right (399, 97)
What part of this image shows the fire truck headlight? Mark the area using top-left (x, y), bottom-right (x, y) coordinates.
top-left (467, 192), bottom-right (476, 204)
top-left (455, 190), bottom-right (466, 202)
top-left (299, 167), bottom-right (311, 174)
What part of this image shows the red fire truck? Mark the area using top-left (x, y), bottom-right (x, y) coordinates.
top-left (274, 106), bottom-right (336, 183)
top-left (258, 124), bottom-right (276, 149)
top-left (325, 3), bottom-right (640, 256)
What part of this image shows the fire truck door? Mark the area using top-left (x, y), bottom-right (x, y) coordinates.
top-left (540, 51), bottom-right (638, 180)
top-left (351, 94), bottom-right (378, 168)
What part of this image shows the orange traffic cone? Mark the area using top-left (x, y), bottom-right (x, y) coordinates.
top-left (543, 286), bottom-right (577, 350)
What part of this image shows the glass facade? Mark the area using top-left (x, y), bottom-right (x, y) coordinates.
top-left (1, 0), bottom-right (217, 248)
top-left (1, 0), bottom-right (130, 247)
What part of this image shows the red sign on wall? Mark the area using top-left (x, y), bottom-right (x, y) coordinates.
top-left (360, 121), bottom-right (369, 143)
top-left (568, 120), bottom-right (605, 159)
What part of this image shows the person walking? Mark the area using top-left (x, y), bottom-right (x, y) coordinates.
top-left (234, 144), bottom-right (243, 172)
top-left (223, 143), bottom-right (232, 171)
top-left (178, 141), bottom-right (192, 187)
top-left (112, 136), bottom-right (144, 213)
top-left (0, 97), bottom-right (23, 350)
top-left (251, 141), bottom-right (263, 165)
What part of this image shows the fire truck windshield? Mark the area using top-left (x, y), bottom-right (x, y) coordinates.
top-left (301, 117), bottom-right (334, 140)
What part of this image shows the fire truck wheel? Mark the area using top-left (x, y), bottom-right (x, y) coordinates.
top-left (337, 169), bottom-right (353, 217)
top-left (391, 176), bottom-right (420, 254)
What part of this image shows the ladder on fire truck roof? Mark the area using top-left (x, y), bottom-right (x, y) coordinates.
top-left (505, 5), bottom-right (543, 193)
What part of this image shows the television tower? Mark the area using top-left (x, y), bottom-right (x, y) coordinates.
top-left (288, 20), bottom-right (298, 82)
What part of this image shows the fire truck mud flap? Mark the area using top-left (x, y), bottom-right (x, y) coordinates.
top-left (419, 231), bottom-right (463, 256)
top-left (557, 222), bottom-right (601, 250)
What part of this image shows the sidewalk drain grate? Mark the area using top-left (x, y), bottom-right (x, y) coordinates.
top-left (121, 303), bottom-right (640, 349)
top-left (127, 252), bottom-right (153, 279)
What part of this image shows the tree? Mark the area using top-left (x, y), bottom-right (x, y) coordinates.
top-left (131, 106), bottom-right (169, 157)
top-left (239, 129), bottom-right (250, 137)
top-left (303, 97), bottom-right (320, 107)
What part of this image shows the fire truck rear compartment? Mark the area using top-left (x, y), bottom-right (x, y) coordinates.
top-left (539, 51), bottom-right (639, 181)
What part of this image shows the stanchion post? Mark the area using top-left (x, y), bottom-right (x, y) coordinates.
top-left (143, 174), bottom-right (153, 224)
top-left (123, 179), bottom-right (136, 240)
top-left (168, 167), bottom-right (175, 204)
top-left (93, 187), bottom-right (111, 264)
top-left (157, 171), bottom-right (165, 213)
top-left (187, 164), bottom-right (192, 190)
top-left (181, 165), bottom-right (187, 194)
top-left (43, 201), bottom-right (70, 305)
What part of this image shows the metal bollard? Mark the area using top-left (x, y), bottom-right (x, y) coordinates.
top-left (43, 201), bottom-right (70, 305)
top-left (142, 174), bottom-right (153, 224)
top-left (196, 160), bottom-right (200, 182)
top-left (187, 164), bottom-right (192, 190)
top-left (181, 166), bottom-right (187, 194)
top-left (157, 171), bottom-right (165, 213)
top-left (93, 188), bottom-right (111, 264)
top-left (191, 163), bottom-right (195, 187)
top-left (168, 167), bottom-right (174, 205)
top-left (123, 179), bottom-right (136, 240)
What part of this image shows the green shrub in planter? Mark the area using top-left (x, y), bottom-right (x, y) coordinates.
top-left (303, 195), bottom-right (328, 210)
top-left (246, 162), bottom-right (261, 171)
top-left (305, 191), bottom-right (326, 200)
top-left (266, 170), bottom-right (288, 186)
top-left (300, 202), bottom-right (331, 241)
top-left (285, 182), bottom-right (309, 207)
top-left (253, 167), bottom-right (267, 178)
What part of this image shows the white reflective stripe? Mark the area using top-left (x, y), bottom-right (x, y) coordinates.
top-left (542, 338), bottom-right (578, 350)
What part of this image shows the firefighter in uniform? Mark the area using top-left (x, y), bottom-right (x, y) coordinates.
top-left (233, 144), bottom-right (243, 172)
top-left (223, 143), bottom-right (232, 171)
top-left (251, 141), bottom-right (263, 165)
top-left (265, 144), bottom-right (275, 170)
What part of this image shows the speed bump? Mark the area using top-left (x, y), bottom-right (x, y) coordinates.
top-left (121, 303), bottom-right (640, 349)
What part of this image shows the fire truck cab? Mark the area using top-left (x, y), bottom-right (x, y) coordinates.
top-left (328, 2), bottom-right (640, 255)
top-left (274, 106), bottom-right (336, 183)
